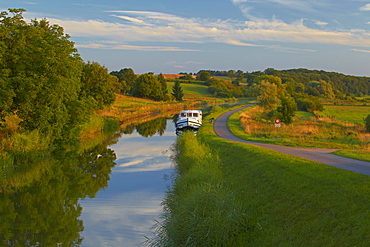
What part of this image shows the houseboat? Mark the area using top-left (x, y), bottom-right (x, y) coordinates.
top-left (175, 110), bottom-right (202, 133)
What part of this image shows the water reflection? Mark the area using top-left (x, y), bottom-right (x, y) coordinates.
top-left (79, 118), bottom-right (176, 246)
top-left (0, 143), bottom-right (117, 246)
top-left (0, 117), bottom-right (176, 246)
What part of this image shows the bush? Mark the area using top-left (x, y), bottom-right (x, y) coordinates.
top-left (365, 114), bottom-right (370, 133)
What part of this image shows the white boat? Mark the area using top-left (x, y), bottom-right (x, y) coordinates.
top-left (175, 110), bottom-right (202, 132)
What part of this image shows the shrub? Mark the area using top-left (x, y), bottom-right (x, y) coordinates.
top-left (365, 114), bottom-right (370, 133)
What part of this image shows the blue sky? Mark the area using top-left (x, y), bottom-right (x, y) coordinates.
top-left (2, 0), bottom-right (370, 76)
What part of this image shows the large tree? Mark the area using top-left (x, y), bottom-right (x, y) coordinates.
top-left (196, 71), bottom-right (211, 81)
top-left (257, 80), bottom-right (281, 110)
top-left (276, 94), bottom-right (297, 124)
top-left (110, 68), bottom-right (136, 94)
top-left (0, 9), bottom-right (85, 139)
top-left (131, 73), bottom-right (165, 101)
top-left (80, 61), bottom-right (117, 110)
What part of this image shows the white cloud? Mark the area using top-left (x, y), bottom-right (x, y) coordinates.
top-left (45, 10), bottom-right (370, 53)
top-left (360, 3), bottom-right (370, 11)
top-left (352, 48), bottom-right (370, 53)
top-left (111, 15), bottom-right (146, 25)
top-left (314, 20), bottom-right (328, 26)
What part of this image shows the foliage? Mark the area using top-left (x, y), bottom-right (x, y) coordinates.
top-left (171, 80), bottom-right (184, 101)
top-left (131, 73), bottom-right (167, 101)
top-left (0, 9), bottom-right (116, 143)
top-left (110, 68), bottom-right (137, 94)
top-left (248, 68), bottom-right (370, 97)
top-left (365, 114), bottom-right (370, 133)
top-left (276, 94), bottom-right (297, 124)
top-left (196, 71), bottom-right (211, 81)
top-left (80, 61), bottom-right (117, 110)
top-left (179, 74), bottom-right (193, 80)
top-left (0, 9), bottom-right (86, 140)
top-left (207, 78), bottom-right (246, 98)
top-left (256, 80), bottom-right (281, 110)
top-left (295, 94), bottom-right (324, 112)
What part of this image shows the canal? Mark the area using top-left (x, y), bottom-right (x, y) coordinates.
top-left (79, 118), bottom-right (177, 246)
top-left (0, 117), bottom-right (178, 247)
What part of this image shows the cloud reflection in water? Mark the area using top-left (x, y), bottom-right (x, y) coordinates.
top-left (79, 121), bottom-right (177, 246)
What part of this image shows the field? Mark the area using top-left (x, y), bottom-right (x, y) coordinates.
top-left (234, 104), bottom-right (370, 151)
top-left (166, 81), bottom-right (222, 101)
top-left (320, 104), bottom-right (369, 123)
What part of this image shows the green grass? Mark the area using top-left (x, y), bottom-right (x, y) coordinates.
top-left (151, 105), bottom-right (370, 246)
top-left (332, 149), bottom-right (370, 162)
top-left (295, 111), bottom-right (315, 120)
top-left (320, 105), bottom-right (370, 123)
top-left (166, 81), bottom-right (216, 101)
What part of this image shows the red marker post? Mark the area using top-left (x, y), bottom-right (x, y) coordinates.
top-left (274, 118), bottom-right (281, 138)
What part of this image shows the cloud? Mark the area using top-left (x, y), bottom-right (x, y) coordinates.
top-left (80, 191), bottom-right (164, 246)
top-left (360, 3), bottom-right (370, 11)
top-left (314, 20), bottom-right (328, 26)
top-left (352, 48), bottom-right (370, 53)
top-left (45, 9), bottom-right (370, 53)
top-left (76, 42), bottom-right (200, 51)
top-left (225, 39), bottom-right (262, 46)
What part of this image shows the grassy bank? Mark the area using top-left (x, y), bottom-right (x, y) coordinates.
top-left (151, 105), bottom-right (370, 246)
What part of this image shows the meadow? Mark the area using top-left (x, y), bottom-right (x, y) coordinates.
top-left (234, 105), bottom-right (370, 153)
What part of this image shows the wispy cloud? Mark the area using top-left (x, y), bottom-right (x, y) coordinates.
top-left (46, 9), bottom-right (370, 53)
top-left (352, 48), bottom-right (370, 53)
top-left (76, 42), bottom-right (200, 51)
top-left (314, 20), bottom-right (328, 26)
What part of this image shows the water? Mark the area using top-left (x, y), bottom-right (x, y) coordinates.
top-left (79, 120), bottom-right (177, 246)
top-left (0, 118), bottom-right (177, 247)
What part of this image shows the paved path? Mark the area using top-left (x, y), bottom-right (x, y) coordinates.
top-left (213, 103), bottom-right (370, 176)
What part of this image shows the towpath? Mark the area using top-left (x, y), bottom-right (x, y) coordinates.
top-left (213, 103), bottom-right (370, 176)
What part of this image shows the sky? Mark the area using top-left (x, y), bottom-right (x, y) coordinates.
top-left (2, 0), bottom-right (370, 76)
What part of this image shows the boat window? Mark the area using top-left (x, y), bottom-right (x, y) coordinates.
top-left (181, 113), bottom-right (186, 117)
top-left (187, 113), bottom-right (192, 117)
top-left (193, 113), bottom-right (198, 117)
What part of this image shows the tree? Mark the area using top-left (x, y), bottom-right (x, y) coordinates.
top-left (179, 74), bottom-right (193, 80)
top-left (276, 94), bottom-right (297, 124)
top-left (110, 68), bottom-right (136, 94)
top-left (365, 114), bottom-right (370, 133)
top-left (80, 61), bottom-right (117, 110)
top-left (228, 70), bottom-right (235, 79)
top-left (172, 81), bottom-right (184, 101)
top-left (132, 73), bottom-right (165, 101)
top-left (208, 78), bottom-right (246, 98)
top-left (0, 9), bottom-right (86, 139)
top-left (196, 71), bottom-right (211, 81)
top-left (257, 80), bottom-right (281, 110)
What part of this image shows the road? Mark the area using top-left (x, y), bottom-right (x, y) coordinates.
top-left (213, 103), bottom-right (370, 176)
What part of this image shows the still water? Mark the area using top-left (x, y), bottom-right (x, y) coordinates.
top-left (0, 117), bottom-right (177, 247)
top-left (79, 119), bottom-right (177, 246)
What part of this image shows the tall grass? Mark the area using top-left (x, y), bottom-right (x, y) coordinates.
top-left (237, 105), bottom-right (369, 149)
top-left (148, 132), bottom-right (249, 246)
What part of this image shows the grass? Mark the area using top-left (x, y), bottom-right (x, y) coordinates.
top-left (233, 105), bottom-right (370, 150)
top-left (320, 105), bottom-right (370, 123)
top-left (150, 104), bottom-right (370, 246)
